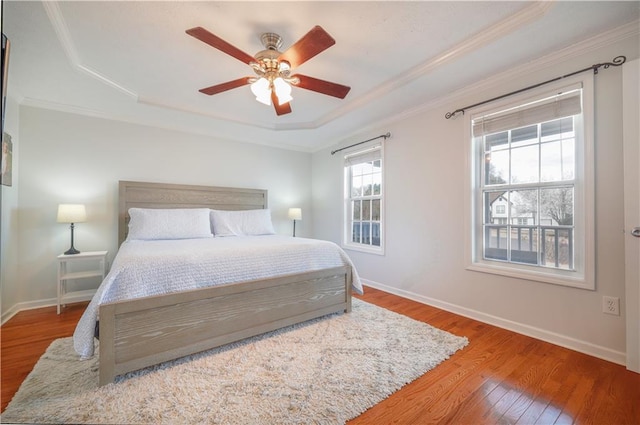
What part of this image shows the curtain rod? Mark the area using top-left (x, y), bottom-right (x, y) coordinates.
top-left (331, 132), bottom-right (391, 155)
top-left (444, 55), bottom-right (626, 120)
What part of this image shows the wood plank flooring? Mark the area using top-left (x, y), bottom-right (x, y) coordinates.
top-left (2, 286), bottom-right (639, 424)
top-left (1, 302), bottom-right (87, 412)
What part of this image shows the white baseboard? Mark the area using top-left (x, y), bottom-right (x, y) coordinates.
top-left (2, 291), bottom-right (98, 325)
top-left (361, 279), bottom-right (626, 366)
top-left (1, 297), bottom-right (57, 325)
top-left (4, 282), bottom-right (627, 366)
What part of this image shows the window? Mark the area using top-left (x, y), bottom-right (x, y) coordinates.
top-left (343, 144), bottom-right (384, 254)
top-left (466, 77), bottom-right (594, 289)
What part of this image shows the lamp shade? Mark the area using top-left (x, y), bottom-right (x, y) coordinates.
top-left (288, 208), bottom-right (302, 221)
top-left (57, 204), bottom-right (87, 223)
top-left (273, 77), bottom-right (293, 105)
top-left (251, 78), bottom-right (271, 106)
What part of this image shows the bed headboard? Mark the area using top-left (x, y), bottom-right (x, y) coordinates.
top-left (118, 180), bottom-right (268, 245)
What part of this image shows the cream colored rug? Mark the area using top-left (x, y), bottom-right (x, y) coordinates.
top-left (2, 299), bottom-right (468, 425)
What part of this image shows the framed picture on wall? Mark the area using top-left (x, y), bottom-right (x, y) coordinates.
top-left (2, 132), bottom-right (12, 187)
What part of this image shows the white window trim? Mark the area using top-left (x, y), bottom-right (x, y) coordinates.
top-left (464, 74), bottom-right (595, 290)
top-left (342, 142), bottom-right (385, 255)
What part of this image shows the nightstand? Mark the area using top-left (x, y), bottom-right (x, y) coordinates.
top-left (57, 250), bottom-right (108, 314)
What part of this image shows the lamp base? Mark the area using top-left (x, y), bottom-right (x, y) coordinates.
top-left (64, 222), bottom-right (80, 255)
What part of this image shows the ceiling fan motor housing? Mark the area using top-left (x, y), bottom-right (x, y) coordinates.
top-left (253, 33), bottom-right (292, 79)
top-left (260, 32), bottom-right (283, 51)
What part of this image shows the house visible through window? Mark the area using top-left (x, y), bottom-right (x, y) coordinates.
top-left (467, 77), bottom-right (594, 289)
top-left (483, 115), bottom-right (576, 269)
top-left (343, 144), bottom-right (383, 254)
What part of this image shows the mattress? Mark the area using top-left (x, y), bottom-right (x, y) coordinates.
top-left (73, 235), bottom-right (362, 358)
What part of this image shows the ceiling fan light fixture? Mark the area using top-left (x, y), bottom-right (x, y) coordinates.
top-left (273, 77), bottom-right (293, 105)
top-left (251, 77), bottom-right (271, 105)
top-left (278, 61), bottom-right (291, 74)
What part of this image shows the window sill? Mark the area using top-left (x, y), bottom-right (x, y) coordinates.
top-left (466, 261), bottom-right (594, 290)
top-left (342, 243), bottom-right (385, 256)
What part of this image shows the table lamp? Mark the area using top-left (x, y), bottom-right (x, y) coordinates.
top-left (288, 207), bottom-right (302, 237)
top-left (57, 204), bottom-right (87, 255)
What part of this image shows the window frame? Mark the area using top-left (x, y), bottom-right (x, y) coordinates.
top-left (342, 143), bottom-right (385, 255)
top-left (464, 74), bottom-right (595, 290)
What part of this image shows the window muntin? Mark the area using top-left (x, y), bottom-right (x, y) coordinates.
top-left (482, 116), bottom-right (577, 270)
top-left (467, 79), bottom-right (594, 289)
top-left (344, 145), bottom-right (383, 253)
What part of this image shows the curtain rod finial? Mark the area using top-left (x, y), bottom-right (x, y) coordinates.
top-left (445, 109), bottom-right (464, 119)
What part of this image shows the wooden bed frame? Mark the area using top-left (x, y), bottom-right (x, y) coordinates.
top-left (98, 181), bottom-right (352, 386)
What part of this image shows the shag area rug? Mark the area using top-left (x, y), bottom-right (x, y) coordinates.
top-left (2, 299), bottom-right (468, 425)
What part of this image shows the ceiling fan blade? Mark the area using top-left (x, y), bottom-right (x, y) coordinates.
top-left (278, 26), bottom-right (335, 69)
top-left (292, 74), bottom-right (351, 99)
top-left (271, 90), bottom-right (292, 116)
top-left (199, 77), bottom-right (252, 95)
top-left (186, 27), bottom-right (255, 65)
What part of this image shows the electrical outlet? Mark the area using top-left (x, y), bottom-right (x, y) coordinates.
top-left (602, 296), bottom-right (620, 316)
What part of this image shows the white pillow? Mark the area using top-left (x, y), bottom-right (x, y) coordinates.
top-left (210, 209), bottom-right (276, 237)
top-left (127, 208), bottom-right (213, 240)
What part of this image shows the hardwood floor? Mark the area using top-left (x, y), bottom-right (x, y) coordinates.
top-left (1, 302), bottom-right (87, 412)
top-left (2, 287), bottom-right (639, 424)
top-left (349, 288), bottom-right (640, 425)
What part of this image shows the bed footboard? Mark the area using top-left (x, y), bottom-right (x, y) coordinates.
top-left (98, 266), bottom-right (352, 386)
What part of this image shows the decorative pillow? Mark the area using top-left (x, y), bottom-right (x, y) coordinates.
top-left (210, 209), bottom-right (276, 237)
top-left (127, 208), bottom-right (213, 240)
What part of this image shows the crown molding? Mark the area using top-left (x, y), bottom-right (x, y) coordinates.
top-left (42, 1), bottom-right (136, 99)
top-left (314, 19), bottom-right (639, 154)
top-left (41, 1), bottom-right (80, 64)
top-left (41, 0), bottom-right (553, 134)
top-left (436, 19), bottom-right (640, 118)
top-left (279, 0), bottom-right (552, 132)
top-left (42, 1), bottom-right (332, 132)
top-left (322, 18), bottom-right (640, 151)
top-left (137, 95), bottom-right (324, 132)
top-left (317, 1), bottom-right (555, 127)
top-left (19, 96), bottom-right (317, 153)
top-left (35, 0), bottom-right (637, 153)
top-left (21, 97), bottom-right (123, 121)
top-left (137, 96), bottom-right (279, 131)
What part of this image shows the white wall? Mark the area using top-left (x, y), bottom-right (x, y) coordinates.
top-left (313, 36), bottom-right (638, 364)
top-left (1, 95), bottom-right (21, 317)
top-left (10, 106), bottom-right (311, 308)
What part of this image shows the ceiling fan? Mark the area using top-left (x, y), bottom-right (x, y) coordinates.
top-left (185, 25), bottom-right (351, 116)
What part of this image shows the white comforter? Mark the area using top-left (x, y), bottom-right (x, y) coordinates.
top-left (73, 235), bottom-right (363, 358)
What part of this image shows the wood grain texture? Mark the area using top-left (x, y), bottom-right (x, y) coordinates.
top-left (118, 181), bottom-right (268, 245)
top-left (348, 287), bottom-right (640, 425)
top-left (1, 303), bottom-right (87, 412)
top-left (99, 267), bottom-right (351, 385)
top-left (2, 287), bottom-right (639, 423)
